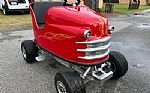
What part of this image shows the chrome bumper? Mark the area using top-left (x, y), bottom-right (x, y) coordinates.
top-left (76, 36), bottom-right (111, 60)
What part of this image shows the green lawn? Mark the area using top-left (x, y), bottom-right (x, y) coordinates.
top-left (0, 11), bottom-right (31, 31)
top-left (102, 4), bottom-right (150, 14)
top-left (0, 4), bottom-right (150, 31)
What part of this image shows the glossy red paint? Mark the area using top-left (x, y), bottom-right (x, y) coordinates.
top-left (30, 5), bottom-right (111, 65)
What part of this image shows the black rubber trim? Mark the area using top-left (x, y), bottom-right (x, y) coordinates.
top-left (6, 9), bottom-right (29, 12)
top-left (35, 43), bottom-right (108, 67)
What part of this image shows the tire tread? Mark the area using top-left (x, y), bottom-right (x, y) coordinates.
top-left (109, 51), bottom-right (128, 79)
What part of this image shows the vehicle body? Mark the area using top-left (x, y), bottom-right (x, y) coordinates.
top-left (31, 1), bottom-right (110, 65)
top-left (0, 0), bottom-right (29, 14)
top-left (21, 0), bottom-right (128, 93)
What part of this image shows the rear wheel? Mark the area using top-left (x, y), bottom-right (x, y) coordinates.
top-left (21, 40), bottom-right (39, 63)
top-left (55, 71), bottom-right (86, 93)
top-left (3, 8), bottom-right (7, 15)
top-left (2, 6), bottom-right (8, 15)
top-left (25, 11), bottom-right (30, 14)
top-left (109, 51), bottom-right (128, 79)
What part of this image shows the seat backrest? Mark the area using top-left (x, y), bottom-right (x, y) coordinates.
top-left (33, 2), bottom-right (64, 24)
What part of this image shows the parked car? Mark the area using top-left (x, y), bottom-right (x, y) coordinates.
top-left (0, 0), bottom-right (29, 14)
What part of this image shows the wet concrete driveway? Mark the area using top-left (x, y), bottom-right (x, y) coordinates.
top-left (1, 12), bottom-right (150, 93)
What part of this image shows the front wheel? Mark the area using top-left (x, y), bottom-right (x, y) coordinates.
top-left (55, 71), bottom-right (86, 93)
top-left (21, 40), bottom-right (39, 63)
top-left (109, 51), bottom-right (128, 79)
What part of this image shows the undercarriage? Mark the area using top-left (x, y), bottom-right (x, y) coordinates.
top-left (21, 40), bottom-right (128, 93)
top-left (36, 48), bottom-right (113, 82)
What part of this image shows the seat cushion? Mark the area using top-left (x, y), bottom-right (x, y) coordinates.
top-left (34, 2), bottom-right (64, 24)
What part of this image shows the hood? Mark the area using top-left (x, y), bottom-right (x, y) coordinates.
top-left (46, 6), bottom-right (109, 37)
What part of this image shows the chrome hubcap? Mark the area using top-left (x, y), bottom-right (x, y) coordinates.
top-left (56, 81), bottom-right (67, 93)
top-left (22, 47), bottom-right (27, 59)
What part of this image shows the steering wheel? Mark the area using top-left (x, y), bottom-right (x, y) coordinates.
top-left (63, 0), bottom-right (81, 6)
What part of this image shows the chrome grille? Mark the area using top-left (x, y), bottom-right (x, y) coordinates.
top-left (87, 39), bottom-right (110, 48)
top-left (76, 36), bottom-right (110, 60)
top-left (86, 49), bottom-right (109, 56)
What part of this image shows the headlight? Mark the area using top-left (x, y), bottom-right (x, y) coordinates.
top-left (84, 30), bottom-right (92, 39)
top-left (109, 26), bottom-right (115, 32)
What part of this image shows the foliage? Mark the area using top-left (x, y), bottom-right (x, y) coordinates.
top-left (101, 4), bottom-right (150, 14)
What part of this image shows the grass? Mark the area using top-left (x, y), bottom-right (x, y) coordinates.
top-left (0, 11), bottom-right (31, 31)
top-left (101, 3), bottom-right (150, 14)
top-left (0, 4), bottom-right (149, 31)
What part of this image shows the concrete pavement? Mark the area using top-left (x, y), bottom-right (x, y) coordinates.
top-left (1, 10), bottom-right (150, 93)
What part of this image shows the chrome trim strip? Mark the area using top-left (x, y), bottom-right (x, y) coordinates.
top-left (76, 36), bottom-right (111, 44)
top-left (78, 49), bottom-right (110, 60)
top-left (77, 43), bottom-right (110, 52)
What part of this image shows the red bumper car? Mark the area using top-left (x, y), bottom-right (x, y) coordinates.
top-left (21, 0), bottom-right (128, 93)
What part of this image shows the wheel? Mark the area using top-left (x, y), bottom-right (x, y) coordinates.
top-left (25, 11), bottom-right (30, 14)
top-left (2, 6), bottom-right (8, 15)
top-left (21, 40), bottom-right (39, 63)
top-left (3, 8), bottom-right (7, 15)
top-left (55, 71), bottom-right (86, 93)
top-left (109, 51), bottom-right (128, 79)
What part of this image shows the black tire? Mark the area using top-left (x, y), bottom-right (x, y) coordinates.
top-left (21, 40), bottom-right (39, 63)
top-left (25, 11), bottom-right (30, 14)
top-left (2, 7), bottom-right (8, 15)
top-left (55, 71), bottom-right (86, 93)
top-left (2, 5), bottom-right (9, 15)
top-left (109, 51), bottom-right (128, 79)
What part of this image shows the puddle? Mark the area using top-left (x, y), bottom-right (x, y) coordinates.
top-left (137, 23), bottom-right (150, 28)
top-left (142, 23), bottom-right (150, 26)
top-left (132, 64), bottom-right (145, 68)
top-left (133, 13), bottom-right (150, 18)
top-left (134, 13), bottom-right (144, 15)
